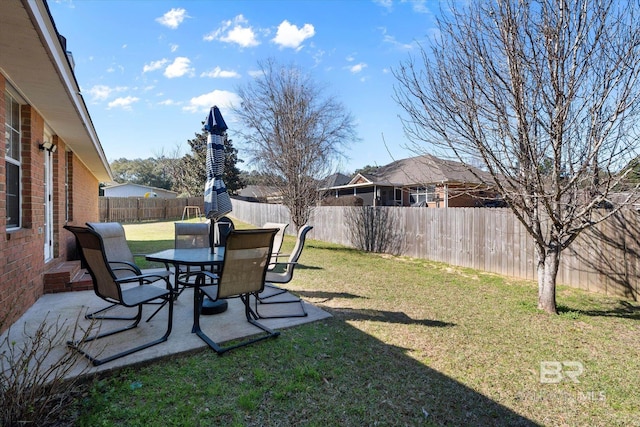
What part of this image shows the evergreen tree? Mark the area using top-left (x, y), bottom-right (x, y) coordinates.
top-left (174, 125), bottom-right (244, 196)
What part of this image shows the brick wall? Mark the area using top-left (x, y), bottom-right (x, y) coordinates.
top-left (60, 155), bottom-right (101, 262)
top-left (1, 96), bottom-right (46, 331)
top-left (0, 74), bottom-right (101, 334)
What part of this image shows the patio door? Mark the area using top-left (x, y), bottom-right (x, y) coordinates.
top-left (44, 132), bottom-right (54, 262)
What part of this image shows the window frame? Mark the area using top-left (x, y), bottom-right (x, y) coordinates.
top-left (5, 90), bottom-right (22, 230)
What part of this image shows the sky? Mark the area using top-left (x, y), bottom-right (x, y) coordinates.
top-left (48, 0), bottom-right (440, 173)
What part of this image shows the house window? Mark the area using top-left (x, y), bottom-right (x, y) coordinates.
top-left (5, 92), bottom-right (21, 229)
top-left (409, 187), bottom-right (426, 204)
top-left (409, 186), bottom-right (437, 205)
top-left (425, 185), bottom-right (437, 202)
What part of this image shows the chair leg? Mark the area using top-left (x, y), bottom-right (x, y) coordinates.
top-left (85, 303), bottom-right (139, 321)
top-left (258, 283), bottom-right (305, 304)
top-left (254, 285), bottom-right (308, 319)
top-left (193, 291), bottom-right (279, 355)
top-left (146, 271), bottom-right (192, 322)
top-left (68, 295), bottom-right (174, 366)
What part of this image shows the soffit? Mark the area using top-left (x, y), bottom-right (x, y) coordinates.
top-left (0, 0), bottom-right (112, 182)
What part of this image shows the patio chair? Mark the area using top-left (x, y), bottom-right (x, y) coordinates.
top-left (191, 228), bottom-right (280, 354)
top-left (175, 221), bottom-right (210, 249)
top-left (63, 225), bottom-right (174, 366)
top-left (86, 222), bottom-right (141, 277)
top-left (213, 216), bottom-right (235, 247)
top-left (85, 222), bottom-right (152, 320)
top-left (173, 221), bottom-right (213, 295)
top-left (262, 222), bottom-right (289, 270)
top-left (254, 225), bottom-right (313, 319)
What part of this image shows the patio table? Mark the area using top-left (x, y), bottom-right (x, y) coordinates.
top-left (146, 247), bottom-right (227, 319)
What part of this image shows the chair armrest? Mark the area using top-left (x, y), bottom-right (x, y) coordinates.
top-left (109, 260), bottom-right (142, 275)
top-left (185, 270), bottom-right (219, 283)
top-left (117, 270), bottom-right (173, 289)
top-left (268, 261), bottom-right (297, 273)
top-left (185, 271), bottom-right (220, 300)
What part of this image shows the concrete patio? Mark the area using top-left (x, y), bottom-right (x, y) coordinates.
top-left (1, 270), bottom-right (331, 380)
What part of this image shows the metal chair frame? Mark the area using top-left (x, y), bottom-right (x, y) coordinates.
top-left (64, 225), bottom-right (174, 366)
top-left (255, 225), bottom-right (313, 319)
top-left (85, 222), bottom-right (158, 321)
top-left (189, 228), bottom-right (280, 355)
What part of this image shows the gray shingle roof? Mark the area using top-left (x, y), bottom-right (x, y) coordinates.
top-left (365, 155), bottom-right (492, 186)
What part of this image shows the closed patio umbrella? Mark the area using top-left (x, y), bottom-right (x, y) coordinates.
top-left (204, 105), bottom-right (233, 221)
top-left (202, 106), bottom-right (232, 314)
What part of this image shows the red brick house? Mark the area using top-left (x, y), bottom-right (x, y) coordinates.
top-left (1, 1), bottom-right (112, 333)
top-left (321, 155), bottom-right (501, 208)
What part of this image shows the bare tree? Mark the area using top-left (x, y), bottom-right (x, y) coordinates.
top-left (394, 0), bottom-right (640, 314)
top-left (233, 58), bottom-right (357, 230)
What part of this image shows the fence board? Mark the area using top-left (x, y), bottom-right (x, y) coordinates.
top-left (231, 199), bottom-right (638, 300)
top-left (99, 197), bottom-right (205, 223)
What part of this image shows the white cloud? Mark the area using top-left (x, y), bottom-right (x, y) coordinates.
top-left (200, 66), bottom-right (241, 79)
top-left (170, 43), bottom-right (179, 53)
top-left (409, 0), bottom-right (431, 14)
top-left (88, 85), bottom-right (112, 101)
top-left (272, 20), bottom-right (315, 50)
top-left (374, 0), bottom-right (393, 9)
top-left (107, 96), bottom-right (139, 110)
top-left (159, 99), bottom-right (179, 106)
top-left (106, 64), bottom-right (125, 74)
top-left (183, 90), bottom-right (242, 114)
top-left (156, 8), bottom-right (188, 29)
top-left (164, 57), bottom-right (193, 78)
top-left (349, 62), bottom-right (368, 73)
top-left (143, 59), bottom-right (169, 73)
top-left (379, 27), bottom-right (415, 51)
top-left (204, 15), bottom-right (259, 48)
top-left (87, 84), bottom-right (128, 101)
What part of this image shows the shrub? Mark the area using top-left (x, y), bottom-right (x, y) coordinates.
top-left (321, 195), bottom-right (363, 207)
top-left (0, 312), bottom-right (90, 426)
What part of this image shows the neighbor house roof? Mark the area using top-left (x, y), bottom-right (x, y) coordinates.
top-left (320, 173), bottom-right (351, 189)
top-left (346, 155), bottom-right (493, 187)
top-left (238, 185), bottom-right (281, 199)
top-left (0, 0), bottom-right (112, 182)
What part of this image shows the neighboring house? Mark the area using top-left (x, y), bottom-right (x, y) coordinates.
top-left (320, 172), bottom-right (351, 189)
top-left (320, 155), bottom-right (499, 208)
top-left (1, 1), bottom-right (113, 333)
top-left (103, 183), bottom-right (178, 198)
top-left (236, 185), bottom-right (283, 203)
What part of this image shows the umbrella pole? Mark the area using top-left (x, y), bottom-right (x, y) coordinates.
top-left (202, 218), bottom-right (228, 314)
top-left (210, 219), bottom-right (215, 254)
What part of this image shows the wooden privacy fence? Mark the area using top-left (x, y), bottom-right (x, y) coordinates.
top-left (99, 197), bottom-right (204, 222)
top-left (230, 198), bottom-right (639, 300)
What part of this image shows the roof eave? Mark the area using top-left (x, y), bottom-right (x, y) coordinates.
top-left (0, 0), bottom-right (113, 182)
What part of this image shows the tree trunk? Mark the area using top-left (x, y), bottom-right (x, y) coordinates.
top-left (538, 247), bottom-right (560, 314)
top-left (535, 244), bottom-right (545, 304)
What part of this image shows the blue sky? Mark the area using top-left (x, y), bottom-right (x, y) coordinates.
top-left (48, 0), bottom-right (439, 173)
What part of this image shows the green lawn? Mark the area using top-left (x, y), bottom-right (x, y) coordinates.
top-left (69, 219), bottom-right (640, 426)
